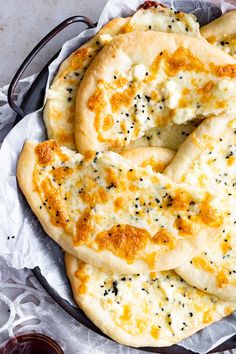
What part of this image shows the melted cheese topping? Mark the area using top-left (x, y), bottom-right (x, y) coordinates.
top-left (45, 6), bottom-right (201, 149)
top-left (70, 259), bottom-right (232, 345)
top-left (87, 47), bottom-right (236, 150)
top-left (176, 117), bottom-right (236, 291)
top-left (33, 140), bottom-right (222, 271)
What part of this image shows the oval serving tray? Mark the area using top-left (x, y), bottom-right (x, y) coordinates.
top-left (8, 3), bottom-right (236, 353)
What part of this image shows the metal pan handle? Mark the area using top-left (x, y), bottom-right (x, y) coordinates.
top-left (8, 16), bottom-right (95, 117)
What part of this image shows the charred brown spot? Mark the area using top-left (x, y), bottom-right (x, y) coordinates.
top-left (139, 1), bottom-right (165, 10)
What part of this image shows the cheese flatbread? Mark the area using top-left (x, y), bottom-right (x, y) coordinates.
top-left (17, 141), bottom-right (223, 273)
top-left (44, 5), bottom-right (201, 150)
top-left (75, 31), bottom-right (236, 153)
top-left (201, 11), bottom-right (236, 59)
top-left (165, 113), bottom-right (236, 302)
top-left (65, 254), bottom-right (234, 348)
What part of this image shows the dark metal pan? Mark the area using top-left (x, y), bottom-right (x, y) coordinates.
top-left (7, 6), bottom-right (236, 353)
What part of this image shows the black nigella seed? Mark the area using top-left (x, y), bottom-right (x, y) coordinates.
top-left (112, 281), bottom-right (119, 296)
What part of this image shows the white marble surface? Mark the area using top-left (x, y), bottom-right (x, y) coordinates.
top-left (0, 0), bottom-right (107, 87)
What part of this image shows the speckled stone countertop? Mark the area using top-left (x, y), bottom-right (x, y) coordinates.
top-left (0, 0), bottom-right (106, 86)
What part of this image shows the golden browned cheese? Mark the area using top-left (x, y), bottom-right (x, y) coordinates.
top-left (141, 157), bottom-right (165, 173)
top-left (35, 140), bottom-right (68, 165)
top-left (103, 115), bottom-right (114, 131)
top-left (84, 150), bottom-right (96, 161)
top-left (213, 64), bottom-right (236, 78)
top-left (120, 304), bottom-right (131, 321)
top-left (126, 169), bottom-right (139, 182)
top-left (203, 310), bottom-right (213, 324)
top-left (114, 197), bottom-right (125, 211)
top-left (51, 166), bottom-right (73, 185)
top-left (199, 196), bottom-right (223, 227)
top-left (215, 100), bottom-right (227, 109)
top-left (163, 48), bottom-right (206, 76)
top-left (227, 156), bottom-right (235, 166)
top-left (170, 190), bottom-right (193, 211)
top-left (150, 325), bottom-right (160, 339)
top-left (221, 234), bottom-right (232, 255)
top-left (110, 85), bottom-right (136, 113)
top-left (192, 256), bottom-right (216, 273)
top-left (152, 228), bottom-right (176, 249)
top-left (35, 140), bottom-right (59, 165)
top-left (74, 261), bottom-right (89, 295)
top-left (40, 178), bottom-right (70, 228)
top-left (95, 225), bottom-right (150, 263)
top-left (192, 256), bottom-right (230, 289)
top-left (105, 166), bottom-right (120, 187)
top-left (174, 217), bottom-right (193, 236)
top-left (74, 209), bottom-right (93, 246)
top-left (198, 80), bottom-right (214, 94)
top-left (206, 35), bottom-right (217, 44)
top-left (216, 269), bottom-right (229, 288)
top-left (88, 86), bottom-right (105, 112)
top-left (57, 132), bottom-right (74, 145)
top-left (61, 48), bottom-right (88, 79)
top-left (114, 77), bottom-right (128, 88)
top-left (88, 83), bottom-right (126, 147)
top-left (179, 97), bottom-right (188, 108)
top-left (79, 187), bottom-right (109, 206)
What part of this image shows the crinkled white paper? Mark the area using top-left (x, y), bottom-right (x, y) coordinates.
top-left (1, 0), bottom-right (236, 353)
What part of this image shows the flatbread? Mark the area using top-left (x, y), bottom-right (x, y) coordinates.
top-left (65, 254), bottom-right (234, 348)
top-left (75, 31), bottom-right (236, 153)
top-left (165, 112), bottom-right (236, 302)
top-left (17, 141), bottom-right (223, 273)
top-left (201, 11), bottom-right (236, 59)
top-left (44, 5), bottom-right (201, 151)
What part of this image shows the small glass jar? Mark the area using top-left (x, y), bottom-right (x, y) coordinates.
top-left (0, 333), bottom-right (64, 354)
